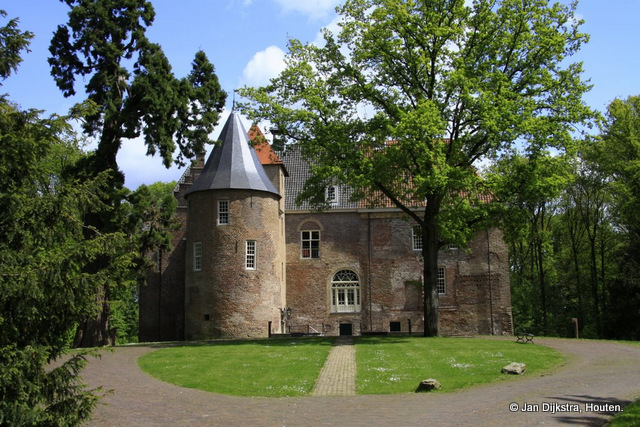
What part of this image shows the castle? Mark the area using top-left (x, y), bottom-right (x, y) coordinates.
top-left (139, 112), bottom-right (513, 341)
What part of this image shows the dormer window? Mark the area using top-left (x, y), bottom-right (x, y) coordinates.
top-left (325, 185), bottom-right (338, 205)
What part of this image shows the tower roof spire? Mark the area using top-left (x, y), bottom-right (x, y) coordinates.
top-left (187, 112), bottom-right (279, 196)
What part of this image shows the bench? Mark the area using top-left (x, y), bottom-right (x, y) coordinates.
top-left (515, 331), bottom-right (534, 343)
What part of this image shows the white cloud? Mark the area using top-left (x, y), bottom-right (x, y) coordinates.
top-left (273, 0), bottom-right (340, 19)
top-left (117, 137), bottom-right (185, 190)
top-left (241, 45), bottom-right (286, 87)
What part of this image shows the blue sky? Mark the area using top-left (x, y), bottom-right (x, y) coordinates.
top-left (3, 0), bottom-right (640, 189)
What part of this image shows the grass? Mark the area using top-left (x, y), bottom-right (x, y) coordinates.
top-left (355, 336), bottom-right (564, 394)
top-left (139, 336), bottom-right (564, 397)
top-left (609, 399), bottom-right (640, 426)
top-left (138, 337), bottom-right (333, 397)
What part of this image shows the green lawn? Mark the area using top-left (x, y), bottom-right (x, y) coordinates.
top-left (138, 338), bottom-right (333, 397)
top-left (138, 336), bottom-right (563, 397)
top-left (609, 399), bottom-right (640, 426)
top-left (356, 336), bottom-right (563, 394)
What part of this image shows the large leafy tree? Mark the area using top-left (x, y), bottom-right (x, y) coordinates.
top-left (240, 0), bottom-right (593, 336)
top-left (48, 0), bottom-right (226, 346)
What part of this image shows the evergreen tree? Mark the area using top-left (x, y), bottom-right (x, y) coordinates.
top-left (48, 0), bottom-right (226, 346)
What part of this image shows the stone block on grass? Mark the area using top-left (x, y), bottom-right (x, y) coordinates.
top-left (416, 378), bottom-right (441, 392)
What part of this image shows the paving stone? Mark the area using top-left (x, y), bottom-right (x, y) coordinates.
top-left (312, 337), bottom-right (356, 396)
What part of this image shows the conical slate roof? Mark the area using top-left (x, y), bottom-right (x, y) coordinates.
top-left (187, 112), bottom-right (280, 197)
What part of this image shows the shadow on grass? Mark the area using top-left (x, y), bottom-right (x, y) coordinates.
top-left (143, 336), bottom-right (336, 349)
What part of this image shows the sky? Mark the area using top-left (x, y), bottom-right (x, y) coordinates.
top-left (3, 0), bottom-right (640, 190)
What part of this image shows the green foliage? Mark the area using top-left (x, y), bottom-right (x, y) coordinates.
top-left (488, 114), bottom-right (640, 339)
top-left (0, 10), bottom-right (33, 82)
top-left (240, 0), bottom-right (593, 336)
top-left (48, 0), bottom-right (225, 347)
top-left (0, 99), bottom-right (113, 423)
top-left (488, 151), bottom-right (573, 335)
top-left (0, 346), bottom-right (100, 426)
top-left (49, 0), bottom-right (226, 169)
top-left (138, 338), bottom-right (334, 397)
top-left (110, 180), bottom-right (180, 344)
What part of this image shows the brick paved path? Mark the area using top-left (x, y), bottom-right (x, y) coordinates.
top-left (312, 336), bottom-right (356, 396)
top-left (81, 338), bottom-right (640, 426)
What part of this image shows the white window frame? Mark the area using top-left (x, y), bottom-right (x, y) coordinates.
top-left (331, 270), bottom-right (361, 313)
top-left (325, 185), bottom-right (338, 205)
top-left (217, 199), bottom-right (229, 225)
top-left (301, 230), bottom-right (320, 259)
top-left (193, 241), bottom-right (202, 272)
top-left (245, 240), bottom-right (256, 270)
top-left (412, 225), bottom-right (423, 251)
top-left (437, 266), bottom-right (446, 295)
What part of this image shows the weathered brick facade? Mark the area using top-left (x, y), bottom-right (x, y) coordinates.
top-left (285, 211), bottom-right (512, 336)
top-left (139, 115), bottom-right (513, 341)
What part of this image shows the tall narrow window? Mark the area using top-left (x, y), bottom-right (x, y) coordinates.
top-left (412, 225), bottom-right (423, 251)
top-left (245, 240), bottom-right (256, 270)
top-left (193, 242), bottom-right (202, 272)
top-left (301, 230), bottom-right (320, 259)
top-left (437, 266), bottom-right (446, 295)
top-left (217, 200), bottom-right (229, 225)
top-left (331, 270), bottom-right (361, 313)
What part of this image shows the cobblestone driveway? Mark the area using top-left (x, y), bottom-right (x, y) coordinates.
top-left (82, 338), bottom-right (640, 426)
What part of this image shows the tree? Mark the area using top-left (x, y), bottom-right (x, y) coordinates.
top-left (0, 10), bottom-right (33, 81)
top-left (109, 181), bottom-right (180, 344)
top-left (593, 95), bottom-right (640, 339)
top-left (240, 0), bottom-right (593, 336)
top-left (1, 12), bottom-right (106, 422)
top-left (489, 150), bottom-right (575, 335)
top-left (0, 86), bottom-right (112, 426)
top-left (48, 0), bottom-right (226, 346)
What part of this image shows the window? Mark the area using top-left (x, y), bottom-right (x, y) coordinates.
top-left (412, 225), bottom-right (423, 251)
top-left (245, 240), bottom-right (256, 270)
top-left (301, 230), bottom-right (320, 259)
top-left (325, 185), bottom-right (338, 204)
top-left (193, 242), bottom-right (202, 271)
top-left (331, 270), bottom-right (361, 313)
top-left (437, 266), bottom-right (446, 295)
top-left (217, 200), bottom-right (229, 225)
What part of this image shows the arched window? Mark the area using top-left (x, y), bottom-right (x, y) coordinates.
top-left (331, 270), bottom-right (361, 313)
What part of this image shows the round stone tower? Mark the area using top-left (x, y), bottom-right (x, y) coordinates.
top-left (184, 112), bottom-right (286, 339)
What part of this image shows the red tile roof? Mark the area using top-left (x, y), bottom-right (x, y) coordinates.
top-left (248, 125), bottom-right (284, 166)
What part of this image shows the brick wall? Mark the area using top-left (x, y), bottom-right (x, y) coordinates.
top-left (285, 210), bottom-right (513, 336)
top-left (184, 189), bottom-right (285, 339)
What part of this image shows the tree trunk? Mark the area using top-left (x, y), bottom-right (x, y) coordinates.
top-left (422, 199), bottom-right (441, 337)
top-left (73, 285), bottom-right (112, 347)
